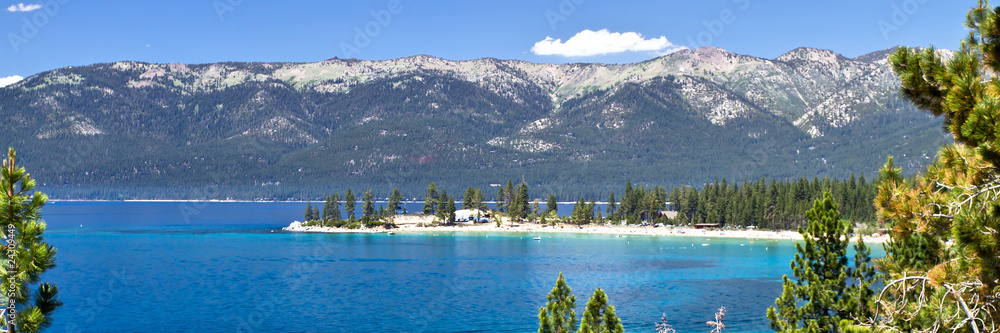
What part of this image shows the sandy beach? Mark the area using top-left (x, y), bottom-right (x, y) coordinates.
top-left (283, 216), bottom-right (889, 243)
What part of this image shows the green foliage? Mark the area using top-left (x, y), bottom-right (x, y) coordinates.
top-left (578, 288), bottom-right (624, 333)
top-left (321, 195), bottom-right (332, 224)
top-left (473, 188), bottom-right (485, 211)
top-left (881, 231), bottom-right (941, 273)
top-left (436, 189), bottom-right (448, 221)
top-left (845, 236), bottom-right (877, 322)
top-left (496, 186), bottom-right (506, 213)
top-left (361, 190), bottom-right (376, 226)
top-left (445, 195), bottom-right (456, 224)
top-left (1, 56), bottom-right (953, 201)
top-left (605, 192), bottom-right (616, 218)
top-left (509, 181), bottom-right (530, 222)
top-left (571, 197), bottom-right (594, 226)
top-left (872, 3), bottom-right (1000, 331)
top-left (387, 188), bottom-right (403, 215)
top-left (1, 148), bottom-right (62, 333)
top-left (612, 180), bottom-right (667, 223)
top-left (667, 175), bottom-right (878, 230)
top-left (344, 188), bottom-right (356, 221)
top-left (463, 187), bottom-right (475, 209)
top-left (505, 180), bottom-right (515, 213)
top-left (324, 193), bottom-right (341, 222)
top-left (839, 319), bottom-right (880, 333)
top-left (424, 182), bottom-right (438, 215)
top-left (304, 202), bottom-right (314, 221)
top-left (546, 194), bottom-right (558, 215)
top-left (539, 272), bottom-right (577, 333)
top-left (767, 192), bottom-right (876, 333)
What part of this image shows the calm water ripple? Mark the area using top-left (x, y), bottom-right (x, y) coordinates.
top-left (40, 201), bottom-right (880, 332)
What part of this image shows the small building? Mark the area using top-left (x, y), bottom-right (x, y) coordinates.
top-left (455, 209), bottom-right (489, 223)
top-left (694, 223), bottom-right (721, 229)
top-left (658, 210), bottom-right (679, 219)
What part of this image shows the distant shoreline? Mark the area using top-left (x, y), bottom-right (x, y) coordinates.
top-left (49, 199), bottom-right (597, 204)
top-left (282, 220), bottom-right (889, 243)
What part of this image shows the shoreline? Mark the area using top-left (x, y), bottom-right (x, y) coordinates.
top-left (48, 199), bottom-right (593, 204)
top-left (282, 221), bottom-right (889, 243)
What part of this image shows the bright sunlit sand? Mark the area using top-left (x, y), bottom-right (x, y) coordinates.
top-left (283, 217), bottom-right (889, 243)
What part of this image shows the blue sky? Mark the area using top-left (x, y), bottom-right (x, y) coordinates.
top-left (0, 0), bottom-right (974, 80)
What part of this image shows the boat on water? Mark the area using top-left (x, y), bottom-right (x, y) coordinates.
top-left (533, 236), bottom-right (541, 240)
top-left (388, 231), bottom-right (395, 235)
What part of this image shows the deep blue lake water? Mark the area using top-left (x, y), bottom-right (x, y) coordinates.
top-left (40, 201), bottom-right (879, 332)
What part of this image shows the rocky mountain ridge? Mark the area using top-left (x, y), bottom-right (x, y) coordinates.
top-left (0, 46), bottom-right (952, 199)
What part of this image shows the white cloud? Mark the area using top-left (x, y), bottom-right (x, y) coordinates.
top-left (6, 3), bottom-right (41, 12)
top-left (0, 76), bottom-right (24, 88)
top-left (531, 29), bottom-right (685, 57)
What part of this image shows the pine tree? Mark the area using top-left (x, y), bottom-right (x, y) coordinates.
top-left (538, 272), bottom-right (577, 333)
top-left (644, 189), bottom-right (659, 222)
top-left (446, 195), bottom-right (457, 224)
top-left (1, 148), bottom-right (62, 333)
top-left (344, 188), bottom-right (356, 222)
top-left (546, 194), bottom-right (558, 216)
top-left (606, 192), bottom-right (616, 218)
top-left (437, 189), bottom-right (449, 221)
top-left (505, 180), bottom-right (515, 213)
top-left (510, 182), bottom-right (529, 222)
top-left (388, 188), bottom-right (403, 215)
top-left (844, 235), bottom-right (877, 322)
top-left (329, 193), bottom-right (342, 223)
top-left (304, 202), bottom-right (314, 221)
top-left (586, 199), bottom-right (596, 225)
top-left (868, 3), bottom-right (1000, 330)
top-left (766, 192), bottom-right (868, 332)
top-left (463, 187), bottom-right (475, 209)
top-left (424, 182), bottom-right (438, 215)
top-left (621, 180), bottom-right (634, 217)
top-left (361, 190), bottom-right (376, 225)
top-left (496, 186), bottom-right (506, 213)
top-left (682, 187), bottom-right (698, 223)
top-left (571, 198), bottom-right (585, 226)
top-left (322, 195), bottom-right (332, 224)
top-left (578, 288), bottom-right (624, 333)
top-left (473, 188), bottom-right (485, 210)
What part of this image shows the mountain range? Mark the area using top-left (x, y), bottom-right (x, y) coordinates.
top-left (0, 46), bottom-right (952, 200)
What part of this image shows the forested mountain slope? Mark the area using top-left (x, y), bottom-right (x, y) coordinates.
top-left (0, 46), bottom-right (951, 199)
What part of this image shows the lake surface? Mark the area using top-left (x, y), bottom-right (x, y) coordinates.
top-left (40, 201), bottom-right (878, 332)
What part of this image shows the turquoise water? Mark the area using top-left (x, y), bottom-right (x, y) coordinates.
top-left (40, 201), bottom-right (876, 332)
